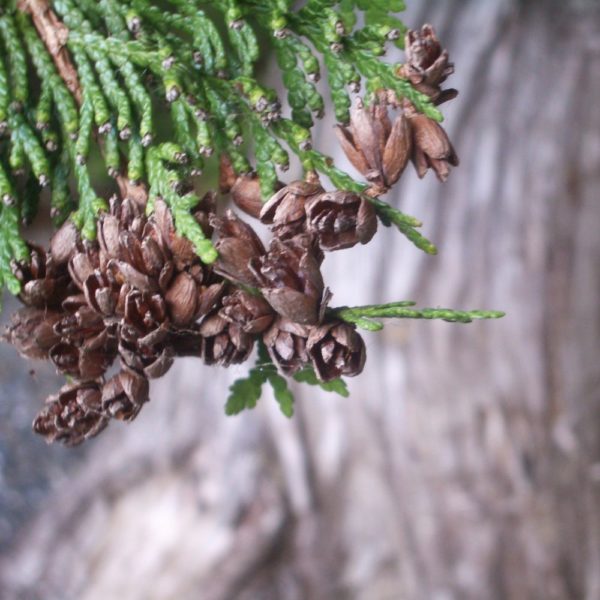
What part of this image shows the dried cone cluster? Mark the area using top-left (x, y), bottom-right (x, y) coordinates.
top-left (336, 24), bottom-right (459, 187)
top-left (4, 24), bottom-right (459, 446)
top-left (222, 174), bottom-right (372, 378)
top-left (6, 195), bottom-right (227, 444)
top-left (6, 182), bottom-right (368, 445)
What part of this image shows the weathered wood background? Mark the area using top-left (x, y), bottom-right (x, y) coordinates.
top-left (1, 0), bottom-right (600, 598)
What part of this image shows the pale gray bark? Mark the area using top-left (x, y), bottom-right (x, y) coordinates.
top-left (1, 1), bottom-right (600, 599)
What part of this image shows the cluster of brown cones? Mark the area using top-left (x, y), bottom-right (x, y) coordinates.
top-left (5, 185), bottom-right (370, 445)
top-left (335, 24), bottom-right (459, 191)
top-left (4, 25), bottom-right (458, 446)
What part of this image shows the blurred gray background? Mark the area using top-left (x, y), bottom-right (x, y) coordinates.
top-left (2, 0), bottom-right (600, 598)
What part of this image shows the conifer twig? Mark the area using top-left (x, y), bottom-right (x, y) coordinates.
top-left (17, 0), bottom-right (80, 102)
top-left (17, 0), bottom-right (148, 205)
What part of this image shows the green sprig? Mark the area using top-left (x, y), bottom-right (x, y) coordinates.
top-left (334, 302), bottom-right (506, 331)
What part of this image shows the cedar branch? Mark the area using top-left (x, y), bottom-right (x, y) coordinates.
top-left (17, 0), bottom-right (149, 205)
top-left (17, 0), bottom-right (80, 103)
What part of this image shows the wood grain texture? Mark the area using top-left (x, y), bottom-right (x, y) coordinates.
top-left (1, 1), bottom-right (600, 598)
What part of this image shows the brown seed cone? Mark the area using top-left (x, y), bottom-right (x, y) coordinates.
top-left (409, 113), bottom-right (459, 182)
top-left (262, 317), bottom-right (310, 375)
top-left (4, 307), bottom-right (62, 360)
top-left (335, 98), bottom-right (412, 190)
top-left (53, 300), bottom-right (104, 341)
top-left (13, 244), bottom-right (74, 308)
top-left (400, 24), bottom-right (457, 104)
top-left (49, 334), bottom-right (117, 380)
top-left (305, 190), bottom-right (377, 251)
top-left (94, 196), bottom-right (218, 321)
top-left (49, 312), bottom-right (118, 380)
top-left (199, 312), bottom-right (254, 366)
top-left (306, 320), bottom-right (366, 381)
top-left (119, 290), bottom-right (174, 379)
top-left (219, 289), bottom-right (274, 334)
top-left (102, 368), bottom-right (149, 421)
top-left (405, 24), bottom-right (444, 73)
top-left (211, 210), bottom-right (266, 286)
top-left (33, 381), bottom-right (108, 446)
top-left (249, 234), bottom-right (327, 326)
top-left (260, 180), bottom-right (324, 239)
top-left (101, 197), bottom-right (201, 278)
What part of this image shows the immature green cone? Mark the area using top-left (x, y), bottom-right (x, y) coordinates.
top-left (305, 190), bottom-right (377, 251)
top-left (306, 320), bottom-right (366, 381)
top-left (334, 98), bottom-right (412, 191)
top-left (260, 180), bottom-right (324, 239)
top-left (33, 381), bottom-right (108, 446)
top-left (409, 113), bottom-right (459, 182)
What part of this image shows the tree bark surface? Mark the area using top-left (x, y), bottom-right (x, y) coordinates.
top-left (1, 1), bottom-right (600, 599)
